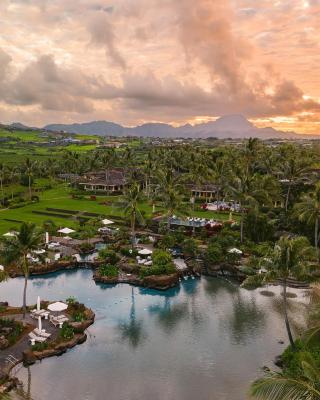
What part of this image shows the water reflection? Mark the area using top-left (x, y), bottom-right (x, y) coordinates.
top-left (224, 293), bottom-right (266, 345)
top-left (117, 287), bottom-right (147, 348)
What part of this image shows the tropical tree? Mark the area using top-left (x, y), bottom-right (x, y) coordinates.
top-left (0, 223), bottom-right (42, 318)
top-left (0, 162), bottom-right (8, 206)
top-left (98, 149), bottom-right (116, 191)
top-left (121, 183), bottom-right (144, 248)
top-left (294, 183), bottom-right (320, 262)
top-left (279, 155), bottom-right (311, 212)
top-left (23, 158), bottom-right (37, 201)
top-left (262, 236), bottom-right (315, 348)
top-left (250, 353), bottom-right (320, 400)
top-left (155, 168), bottom-right (187, 230)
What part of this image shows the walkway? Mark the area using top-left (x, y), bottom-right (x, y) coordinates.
top-left (0, 314), bottom-right (59, 375)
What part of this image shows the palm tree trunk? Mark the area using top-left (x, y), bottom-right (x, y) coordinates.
top-left (285, 184), bottom-right (291, 212)
top-left (23, 272), bottom-right (28, 319)
top-left (131, 213), bottom-right (136, 249)
top-left (315, 217), bottom-right (319, 262)
top-left (0, 177), bottom-right (3, 205)
top-left (283, 279), bottom-right (295, 349)
top-left (28, 175), bottom-right (32, 201)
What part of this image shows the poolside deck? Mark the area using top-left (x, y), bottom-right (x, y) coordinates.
top-left (0, 314), bottom-right (59, 375)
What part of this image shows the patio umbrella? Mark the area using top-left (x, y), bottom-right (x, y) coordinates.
top-left (138, 248), bottom-right (153, 256)
top-left (3, 231), bottom-right (18, 237)
top-left (101, 219), bottom-right (114, 225)
top-left (57, 227), bottom-right (75, 235)
top-left (228, 248), bottom-right (243, 255)
top-left (38, 316), bottom-right (42, 332)
top-left (45, 232), bottom-right (49, 244)
top-left (47, 301), bottom-right (68, 312)
top-left (37, 296), bottom-right (41, 311)
top-left (0, 265), bottom-right (4, 271)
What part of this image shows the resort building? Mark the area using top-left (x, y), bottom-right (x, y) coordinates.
top-left (78, 169), bottom-right (128, 194)
top-left (190, 184), bottom-right (221, 200)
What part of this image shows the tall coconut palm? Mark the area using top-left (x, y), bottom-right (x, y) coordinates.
top-left (263, 236), bottom-right (315, 348)
top-left (121, 183), bottom-right (144, 248)
top-left (250, 353), bottom-right (320, 400)
top-left (155, 169), bottom-right (187, 230)
top-left (98, 149), bottom-right (116, 191)
top-left (23, 158), bottom-right (37, 201)
top-left (294, 183), bottom-right (320, 262)
top-left (0, 223), bottom-right (42, 318)
top-left (279, 156), bottom-right (311, 212)
top-left (0, 162), bottom-right (7, 206)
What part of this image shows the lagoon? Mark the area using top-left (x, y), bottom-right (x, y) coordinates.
top-left (0, 270), bottom-right (308, 400)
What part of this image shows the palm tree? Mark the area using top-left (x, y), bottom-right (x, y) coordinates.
top-left (0, 223), bottom-right (42, 318)
top-left (250, 353), bottom-right (320, 400)
top-left (121, 183), bottom-right (144, 248)
top-left (155, 168), bottom-right (187, 230)
top-left (23, 158), bottom-right (37, 201)
top-left (263, 236), bottom-right (315, 348)
top-left (98, 149), bottom-right (116, 192)
top-left (279, 156), bottom-right (311, 212)
top-left (0, 162), bottom-right (7, 206)
top-left (294, 183), bottom-right (320, 262)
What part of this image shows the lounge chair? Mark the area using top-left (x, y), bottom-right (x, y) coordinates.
top-left (34, 328), bottom-right (51, 338)
top-left (55, 315), bottom-right (68, 321)
top-left (29, 332), bottom-right (46, 345)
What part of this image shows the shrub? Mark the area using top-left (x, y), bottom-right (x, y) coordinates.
top-left (59, 323), bottom-right (74, 340)
top-left (182, 238), bottom-right (198, 258)
top-left (66, 296), bottom-right (76, 305)
top-left (32, 342), bottom-right (48, 352)
top-left (140, 250), bottom-right (176, 278)
top-left (98, 249), bottom-right (120, 264)
top-left (241, 274), bottom-right (264, 289)
top-left (120, 247), bottom-right (138, 258)
top-left (99, 264), bottom-right (118, 278)
top-left (205, 243), bottom-right (223, 264)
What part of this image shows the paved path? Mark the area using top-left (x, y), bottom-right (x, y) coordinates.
top-left (0, 314), bottom-right (59, 375)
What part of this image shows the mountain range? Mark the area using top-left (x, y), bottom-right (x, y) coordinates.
top-left (10, 115), bottom-right (319, 139)
top-left (43, 115), bottom-right (310, 139)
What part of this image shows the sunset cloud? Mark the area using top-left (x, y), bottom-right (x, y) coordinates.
top-left (0, 0), bottom-right (319, 133)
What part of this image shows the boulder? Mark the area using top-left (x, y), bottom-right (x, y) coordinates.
top-left (142, 273), bottom-right (179, 290)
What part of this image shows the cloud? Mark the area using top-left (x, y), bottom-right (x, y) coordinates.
top-left (0, 0), bottom-right (319, 133)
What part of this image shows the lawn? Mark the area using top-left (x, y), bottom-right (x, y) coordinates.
top-left (0, 184), bottom-right (238, 234)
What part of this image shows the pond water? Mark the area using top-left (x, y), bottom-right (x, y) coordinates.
top-left (0, 270), bottom-right (309, 400)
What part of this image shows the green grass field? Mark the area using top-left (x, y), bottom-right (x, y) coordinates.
top-left (0, 184), bottom-right (237, 234)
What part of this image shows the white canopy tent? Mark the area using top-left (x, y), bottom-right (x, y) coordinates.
top-left (57, 227), bottom-right (75, 235)
top-left (138, 248), bottom-right (153, 256)
top-left (101, 219), bottom-right (114, 225)
top-left (47, 301), bottom-right (68, 312)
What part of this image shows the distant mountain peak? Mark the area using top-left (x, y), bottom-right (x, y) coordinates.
top-left (41, 115), bottom-right (308, 139)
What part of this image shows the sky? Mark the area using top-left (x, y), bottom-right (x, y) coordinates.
top-left (0, 0), bottom-right (320, 134)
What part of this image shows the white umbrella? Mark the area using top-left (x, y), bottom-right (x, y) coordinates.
top-left (0, 265), bottom-right (4, 271)
top-left (37, 296), bottom-right (41, 311)
top-left (228, 248), bottom-right (243, 255)
top-left (38, 316), bottom-right (42, 332)
top-left (101, 219), bottom-right (114, 225)
top-left (138, 248), bottom-right (153, 256)
top-left (45, 232), bottom-right (49, 245)
top-left (57, 227), bottom-right (75, 235)
top-left (3, 231), bottom-right (17, 237)
top-left (47, 301), bottom-right (68, 312)
top-left (34, 249), bottom-right (46, 255)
